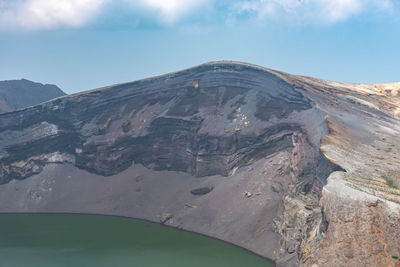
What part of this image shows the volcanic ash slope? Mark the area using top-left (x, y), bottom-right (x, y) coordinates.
top-left (0, 62), bottom-right (399, 267)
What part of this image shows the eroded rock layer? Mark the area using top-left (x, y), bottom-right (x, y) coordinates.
top-left (0, 63), bottom-right (312, 183)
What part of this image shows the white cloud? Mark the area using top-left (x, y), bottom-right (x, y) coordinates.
top-left (0, 0), bottom-right (107, 30)
top-left (133, 0), bottom-right (211, 25)
top-left (0, 0), bottom-right (397, 30)
top-left (232, 0), bottom-right (393, 24)
top-left (0, 0), bottom-right (211, 30)
top-left (315, 0), bottom-right (362, 23)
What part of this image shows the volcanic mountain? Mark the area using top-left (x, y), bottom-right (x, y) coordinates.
top-left (0, 79), bottom-right (65, 114)
top-left (0, 62), bottom-right (399, 267)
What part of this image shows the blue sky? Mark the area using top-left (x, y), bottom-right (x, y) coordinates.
top-left (0, 0), bottom-right (399, 94)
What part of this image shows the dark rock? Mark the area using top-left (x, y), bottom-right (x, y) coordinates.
top-left (366, 200), bottom-right (382, 207)
top-left (190, 186), bottom-right (214, 195)
top-left (286, 241), bottom-right (297, 254)
top-left (160, 213), bottom-right (173, 224)
top-left (244, 191), bottom-right (253, 198)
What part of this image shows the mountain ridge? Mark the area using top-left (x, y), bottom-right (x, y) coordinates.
top-left (0, 78), bottom-right (66, 114)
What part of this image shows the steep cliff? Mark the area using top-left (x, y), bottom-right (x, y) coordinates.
top-left (0, 62), bottom-right (399, 266)
top-left (274, 72), bottom-right (400, 266)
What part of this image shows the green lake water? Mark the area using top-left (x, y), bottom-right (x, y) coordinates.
top-left (0, 214), bottom-right (274, 267)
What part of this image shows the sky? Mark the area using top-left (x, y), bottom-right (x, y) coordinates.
top-left (0, 0), bottom-right (399, 94)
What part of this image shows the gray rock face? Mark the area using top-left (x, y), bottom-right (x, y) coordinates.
top-left (0, 79), bottom-right (65, 114)
top-left (0, 63), bottom-right (313, 184)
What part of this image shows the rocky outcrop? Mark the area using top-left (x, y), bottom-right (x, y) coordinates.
top-left (275, 71), bottom-right (400, 266)
top-left (0, 61), bottom-right (399, 266)
top-left (299, 172), bottom-right (400, 267)
top-left (271, 127), bottom-right (344, 266)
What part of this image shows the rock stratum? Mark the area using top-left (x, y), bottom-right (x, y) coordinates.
top-left (0, 79), bottom-right (66, 114)
top-left (0, 62), bottom-right (399, 266)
